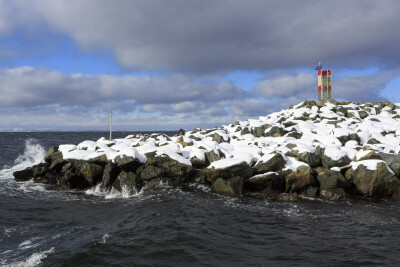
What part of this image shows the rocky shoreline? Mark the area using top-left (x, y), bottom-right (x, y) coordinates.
top-left (13, 100), bottom-right (400, 201)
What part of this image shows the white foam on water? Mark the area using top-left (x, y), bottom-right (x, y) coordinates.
top-left (85, 183), bottom-right (145, 200)
top-left (0, 139), bottom-right (46, 181)
top-left (101, 233), bottom-right (110, 244)
top-left (1, 247), bottom-right (54, 267)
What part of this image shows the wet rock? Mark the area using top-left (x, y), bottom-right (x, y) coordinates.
top-left (146, 155), bottom-right (195, 186)
top-left (244, 172), bottom-right (282, 192)
top-left (33, 162), bottom-right (50, 178)
top-left (44, 146), bottom-right (59, 162)
top-left (140, 165), bottom-right (163, 181)
top-left (77, 163), bottom-right (103, 186)
top-left (89, 154), bottom-right (109, 167)
top-left (114, 155), bottom-right (142, 172)
top-left (320, 188), bottom-right (347, 200)
top-left (13, 168), bottom-right (34, 182)
top-left (285, 165), bottom-right (316, 193)
top-left (59, 168), bottom-right (87, 189)
top-left (253, 153), bottom-right (286, 175)
top-left (202, 162), bottom-right (253, 183)
top-left (101, 162), bottom-right (120, 190)
top-left (112, 171), bottom-right (142, 195)
top-left (317, 170), bottom-right (349, 191)
top-left (302, 186), bottom-right (319, 198)
top-left (212, 176), bottom-right (243, 197)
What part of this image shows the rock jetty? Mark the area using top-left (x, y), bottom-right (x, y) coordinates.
top-left (13, 100), bottom-right (400, 201)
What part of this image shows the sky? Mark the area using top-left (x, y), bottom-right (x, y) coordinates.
top-left (1, 0), bottom-right (400, 131)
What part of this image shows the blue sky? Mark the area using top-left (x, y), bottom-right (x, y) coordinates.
top-left (0, 0), bottom-right (399, 131)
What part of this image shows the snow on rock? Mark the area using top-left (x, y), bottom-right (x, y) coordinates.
top-left (53, 100), bottom-right (400, 182)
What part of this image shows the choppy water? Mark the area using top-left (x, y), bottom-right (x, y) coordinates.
top-left (1, 132), bottom-right (400, 266)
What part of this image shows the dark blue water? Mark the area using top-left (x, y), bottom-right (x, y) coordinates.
top-left (1, 132), bottom-right (400, 266)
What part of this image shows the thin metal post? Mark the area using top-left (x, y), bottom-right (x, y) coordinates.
top-left (109, 110), bottom-right (112, 141)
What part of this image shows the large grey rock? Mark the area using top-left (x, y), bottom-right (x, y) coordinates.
top-left (244, 172), bottom-right (282, 192)
top-left (253, 153), bottom-right (286, 175)
top-left (13, 168), bottom-right (34, 182)
top-left (265, 126), bottom-right (286, 137)
top-left (101, 162), bottom-right (120, 190)
top-left (285, 165), bottom-right (316, 193)
top-left (322, 153), bottom-right (351, 169)
top-left (112, 171), bottom-right (142, 195)
top-left (212, 133), bottom-right (230, 144)
top-left (287, 150), bottom-right (321, 168)
top-left (201, 162), bottom-right (253, 183)
top-left (140, 165), bottom-right (163, 181)
top-left (205, 150), bottom-right (221, 164)
top-left (317, 170), bottom-right (349, 191)
top-left (145, 155), bottom-right (195, 186)
top-left (114, 155), bottom-right (142, 172)
top-left (345, 161), bottom-right (400, 199)
top-left (77, 162), bottom-right (103, 186)
top-left (212, 176), bottom-right (243, 197)
top-left (44, 146), bottom-right (59, 162)
top-left (252, 124), bottom-right (271, 137)
top-left (378, 153), bottom-right (400, 177)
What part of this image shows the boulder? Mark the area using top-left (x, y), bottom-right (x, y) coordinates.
top-left (320, 188), bottom-right (347, 200)
top-left (244, 172), bottom-right (282, 192)
top-left (285, 165), bottom-right (316, 193)
top-left (59, 168), bottom-right (87, 189)
top-left (76, 162), bottom-right (103, 186)
top-left (253, 153), bottom-right (286, 175)
top-left (202, 161), bottom-right (253, 183)
top-left (317, 170), bottom-right (349, 191)
top-left (190, 156), bottom-right (208, 168)
top-left (145, 155), bottom-right (195, 186)
top-left (252, 124), bottom-right (271, 137)
top-left (44, 146), bottom-right (59, 162)
top-left (377, 153), bottom-right (400, 177)
top-left (114, 155), bottom-right (142, 172)
top-left (89, 154), bottom-right (109, 167)
top-left (177, 129), bottom-right (186, 136)
top-left (112, 171), bottom-right (142, 195)
top-left (212, 176), bottom-right (243, 197)
top-left (13, 168), bottom-right (34, 182)
top-left (205, 150), bottom-right (221, 164)
top-left (265, 126), bottom-right (286, 137)
top-left (140, 165), bottom-right (163, 181)
top-left (32, 162), bottom-right (50, 178)
top-left (345, 161), bottom-right (400, 199)
top-left (212, 133), bottom-right (230, 144)
top-left (101, 162), bottom-right (120, 190)
top-left (322, 150), bottom-right (351, 169)
top-left (287, 150), bottom-right (321, 168)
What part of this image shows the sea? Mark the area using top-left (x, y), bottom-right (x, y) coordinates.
top-left (1, 132), bottom-right (400, 266)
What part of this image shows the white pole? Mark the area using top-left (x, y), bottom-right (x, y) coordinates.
top-left (109, 110), bottom-right (112, 141)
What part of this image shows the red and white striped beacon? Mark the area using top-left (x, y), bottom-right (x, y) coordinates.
top-left (315, 62), bottom-right (332, 101)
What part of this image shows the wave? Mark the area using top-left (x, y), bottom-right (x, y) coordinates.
top-left (0, 138), bottom-right (46, 180)
top-left (1, 247), bottom-right (55, 267)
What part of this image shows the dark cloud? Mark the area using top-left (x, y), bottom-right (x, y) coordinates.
top-left (0, 66), bottom-right (243, 108)
top-left (2, 0), bottom-right (396, 73)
